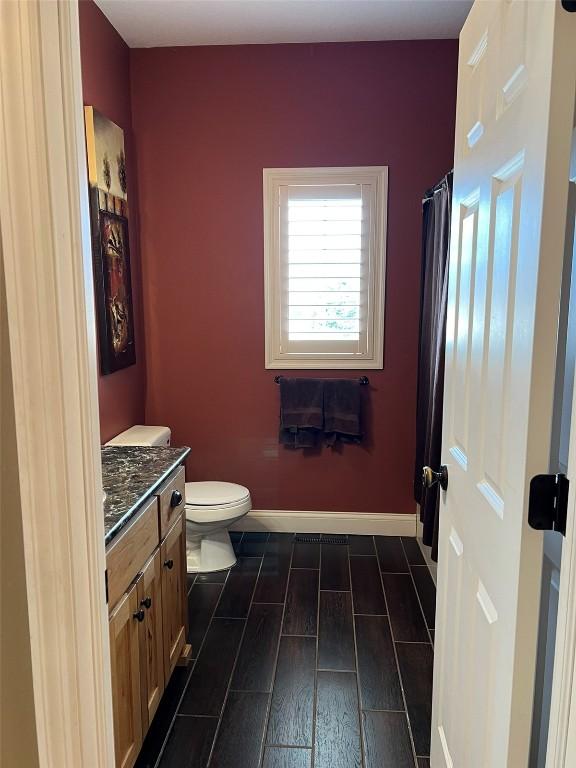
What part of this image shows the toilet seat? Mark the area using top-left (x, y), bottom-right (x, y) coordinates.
top-left (185, 481), bottom-right (251, 524)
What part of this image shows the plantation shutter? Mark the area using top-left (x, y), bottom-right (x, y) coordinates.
top-left (264, 168), bottom-right (386, 369)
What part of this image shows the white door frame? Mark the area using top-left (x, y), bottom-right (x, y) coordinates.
top-left (0, 1), bottom-right (114, 766)
top-left (548, 133), bottom-right (576, 766)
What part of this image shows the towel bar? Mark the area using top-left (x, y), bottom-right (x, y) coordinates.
top-left (273, 375), bottom-right (369, 385)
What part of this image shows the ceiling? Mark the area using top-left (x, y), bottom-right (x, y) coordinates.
top-left (95, 0), bottom-right (472, 48)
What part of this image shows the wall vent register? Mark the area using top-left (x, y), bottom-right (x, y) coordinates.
top-left (264, 166), bottom-right (387, 369)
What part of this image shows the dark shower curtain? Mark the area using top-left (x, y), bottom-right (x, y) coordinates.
top-left (414, 172), bottom-right (452, 561)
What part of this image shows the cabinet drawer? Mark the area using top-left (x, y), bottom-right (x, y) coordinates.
top-left (106, 496), bottom-right (160, 611)
top-left (157, 466), bottom-right (186, 539)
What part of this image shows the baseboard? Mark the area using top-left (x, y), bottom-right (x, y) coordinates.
top-left (230, 509), bottom-right (418, 537)
top-left (416, 504), bottom-right (437, 584)
top-left (418, 538), bottom-right (438, 586)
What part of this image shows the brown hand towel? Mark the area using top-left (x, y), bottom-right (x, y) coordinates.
top-left (323, 379), bottom-right (362, 446)
top-left (279, 377), bottom-right (324, 448)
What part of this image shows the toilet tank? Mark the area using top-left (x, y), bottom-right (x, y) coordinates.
top-left (105, 425), bottom-right (171, 447)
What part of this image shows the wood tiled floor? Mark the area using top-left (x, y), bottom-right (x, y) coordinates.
top-left (135, 532), bottom-right (436, 768)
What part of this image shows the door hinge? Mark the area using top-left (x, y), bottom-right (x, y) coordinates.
top-left (528, 473), bottom-right (569, 536)
top-left (105, 569), bottom-right (109, 604)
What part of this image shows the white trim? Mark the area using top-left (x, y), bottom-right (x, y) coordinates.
top-left (416, 507), bottom-right (437, 585)
top-left (263, 165), bottom-right (387, 369)
top-left (0, 1), bottom-right (113, 766)
top-left (230, 509), bottom-right (417, 536)
top-left (417, 538), bottom-right (438, 587)
top-left (548, 265), bottom-right (576, 757)
top-left (544, 7), bottom-right (576, 765)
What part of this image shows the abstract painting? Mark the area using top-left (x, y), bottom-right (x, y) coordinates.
top-left (84, 106), bottom-right (135, 374)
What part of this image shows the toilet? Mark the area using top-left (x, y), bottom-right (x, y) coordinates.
top-left (184, 481), bottom-right (251, 573)
top-left (105, 425), bottom-right (252, 573)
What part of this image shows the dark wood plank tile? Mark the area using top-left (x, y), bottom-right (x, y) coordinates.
top-left (382, 574), bottom-right (429, 642)
top-left (186, 573), bottom-right (196, 592)
top-left (396, 643), bottom-right (433, 757)
top-left (430, 630), bottom-right (434, 645)
top-left (418, 759), bottom-right (430, 768)
top-left (187, 582), bottom-right (223, 652)
top-left (262, 747), bottom-right (312, 768)
top-left (401, 537), bottom-right (426, 566)
top-left (195, 569), bottom-right (229, 584)
top-left (375, 537), bottom-right (409, 573)
top-left (230, 531), bottom-right (243, 542)
top-left (267, 532), bottom-right (295, 550)
top-left (266, 636), bottom-right (316, 747)
top-left (135, 666), bottom-right (192, 768)
top-left (350, 556), bottom-right (386, 615)
top-left (231, 603), bottom-right (283, 692)
top-left (410, 566), bottom-right (436, 628)
top-left (320, 544), bottom-right (350, 590)
top-left (318, 591), bottom-right (355, 671)
top-left (253, 535), bottom-right (293, 603)
top-left (283, 569), bottom-right (318, 636)
top-left (292, 540), bottom-right (320, 569)
top-left (362, 711), bottom-right (414, 768)
top-left (157, 715), bottom-right (218, 768)
top-left (348, 535), bottom-right (375, 556)
top-left (179, 618), bottom-right (245, 716)
top-left (210, 690), bottom-right (269, 768)
top-left (237, 532), bottom-right (270, 557)
top-left (215, 556), bottom-right (261, 618)
top-left (354, 614), bottom-right (403, 711)
top-left (314, 671), bottom-right (362, 768)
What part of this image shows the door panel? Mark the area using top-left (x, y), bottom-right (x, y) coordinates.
top-left (449, 193), bottom-right (479, 470)
top-left (109, 584), bottom-right (142, 768)
top-left (137, 550), bottom-right (165, 730)
top-left (433, 2), bottom-right (576, 766)
top-left (161, 514), bottom-right (186, 680)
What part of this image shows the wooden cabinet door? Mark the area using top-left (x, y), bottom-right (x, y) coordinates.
top-left (137, 550), bottom-right (165, 730)
top-left (160, 514), bottom-right (186, 679)
top-left (109, 583), bottom-right (142, 768)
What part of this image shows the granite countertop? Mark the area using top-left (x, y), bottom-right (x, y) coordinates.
top-left (102, 445), bottom-right (191, 546)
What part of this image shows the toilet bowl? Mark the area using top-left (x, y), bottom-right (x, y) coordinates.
top-left (185, 481), bottom-right (251, 573)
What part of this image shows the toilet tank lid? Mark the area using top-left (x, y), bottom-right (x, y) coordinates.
top-left (105, 425), bottom-right (171, 447)
top-left (185, 481), bottom-right (250, 506)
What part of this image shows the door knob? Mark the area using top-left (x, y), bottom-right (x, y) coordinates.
top-left (141, 596), bottom-right (152, 610)
top-left (164, 558), bottom-right (174, 570)
top-left (170, 490), bottom-right (183, 508)
top-left (422, 465), bottom-right (448, 491)
top-left (133, 609), bottom-right (145, 623)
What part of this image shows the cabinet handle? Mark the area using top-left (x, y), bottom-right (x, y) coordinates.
top-left (170, 490), bottom-right (183, 508)
top-left (133, 609), bottom-right (145, 623)
top-left (164, 558), bottom-right (174, 570)
top-left (141, 596), bottom-right (152, 610)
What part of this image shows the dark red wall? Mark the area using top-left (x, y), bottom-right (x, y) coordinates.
top-left (79, 0), bottom-right (146, 442)
top-left (130, 40), bottom-right (457, 514)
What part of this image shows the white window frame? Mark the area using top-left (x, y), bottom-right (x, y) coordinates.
top-left (263, 166), bottom-right (387, 369)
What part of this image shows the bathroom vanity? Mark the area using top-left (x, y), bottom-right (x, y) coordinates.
top-left (102, 445), bottom-right (191, 768)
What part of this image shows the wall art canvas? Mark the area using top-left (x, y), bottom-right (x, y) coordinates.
top-left (84, 106), bottom-right (135, 374)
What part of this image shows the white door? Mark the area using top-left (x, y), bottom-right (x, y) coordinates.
top-left (432, 1), bottom-right (576, 766)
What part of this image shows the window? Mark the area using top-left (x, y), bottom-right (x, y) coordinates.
top-left (263, 166), bottom-right (387, 369)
